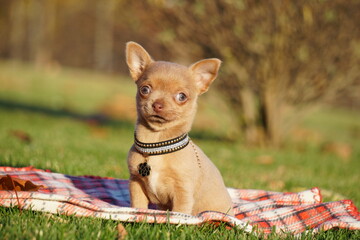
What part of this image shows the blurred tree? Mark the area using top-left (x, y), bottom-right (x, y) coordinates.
top-left (9, 0), bottom-right (26, 60)
top-left (8, 0), bottom-right (56, 66)
top-left (28, 0), bottom-right (45, 64)
top-left (94, 0), bottom-right (116, 72)
top-left (136, 0), bottom-right (360, 146)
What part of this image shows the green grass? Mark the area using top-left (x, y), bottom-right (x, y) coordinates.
top-left (0, 61), bottom-right (359, 239)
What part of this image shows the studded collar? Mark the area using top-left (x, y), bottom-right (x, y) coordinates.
top-left (134, 132), bottom-right (190, 156)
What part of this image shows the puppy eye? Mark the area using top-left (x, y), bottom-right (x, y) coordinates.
top-left (176, 92), bottom-right (187, 103)
top-left (140, 85), bottom-right (151, 95)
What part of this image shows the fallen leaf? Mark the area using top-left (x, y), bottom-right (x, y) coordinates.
top-left (89, 126), bottom-right (108, 139)
top-left (268, 180), bottom-right (285, 191)
top-left (321, 142), bottom-right (352, 161)
top-left (117, 223), bottom-right (128, 240)
top-left (0, 175), bottom-right (43, 191)
top-left (255, 155), bottom-right (274, 165)
top-left (0, 175), bottom-right (44, 213)
top-left (291, 127), bottom-right (322, 144)
top-left (9, 130), bottom-right (32, 143)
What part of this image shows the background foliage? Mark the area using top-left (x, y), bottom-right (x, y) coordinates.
top-left (1, 0), bottom-right (360, 145)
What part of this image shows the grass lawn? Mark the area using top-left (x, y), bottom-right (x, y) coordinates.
top-left (0, 61), bottom-right (359, 239)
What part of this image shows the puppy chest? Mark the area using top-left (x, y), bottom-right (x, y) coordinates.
top-left (145, 171), bottom-right (172, 205)
top-left (148, 171), bottom-right (159, 195)
top-left (143, 157), bottom-right (165, 195)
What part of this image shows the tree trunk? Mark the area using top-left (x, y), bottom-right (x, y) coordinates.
top-left (27, 0), bottom-right (56, 67)
top-left (239, 87), bottom-right (264, 145)
top-left (261, 86), bottom-right (282, 146)
top-left (94, 0), bottom-right (116, 72)
top-left (9, 0), bottom-right (26, 61)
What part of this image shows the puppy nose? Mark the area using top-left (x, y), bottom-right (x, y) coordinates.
top-left (152, 101), bottom-right (163, 113)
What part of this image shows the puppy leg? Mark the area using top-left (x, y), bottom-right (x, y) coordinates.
top-left (129, 176), bottom-right (149, 209)
top-left (172, 187), bottom-right (194, 215)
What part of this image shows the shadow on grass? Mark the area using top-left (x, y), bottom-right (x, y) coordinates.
top-left (189, 130), bottom-right (235, 143)
top-left (0, 99), bottom-right (234, 142)
top-left (0, 157), bottom-right (60, 173)
top-left (0, 99), bottom-right (134, 129)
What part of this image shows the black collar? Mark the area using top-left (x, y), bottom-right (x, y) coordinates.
top-left (134, 133), bottom-right (190, 156)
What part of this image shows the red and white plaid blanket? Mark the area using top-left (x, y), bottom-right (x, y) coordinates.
top-left (1, 166), bottom-right (359, 236)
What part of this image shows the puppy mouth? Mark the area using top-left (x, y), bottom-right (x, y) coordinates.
top-left (140, 105), bottom-right (175, 124)
top-left (147, 114), bottom-right (168, 123)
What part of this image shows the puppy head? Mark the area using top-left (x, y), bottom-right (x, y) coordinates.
top-left (126, 42), bottom-right (221, 132)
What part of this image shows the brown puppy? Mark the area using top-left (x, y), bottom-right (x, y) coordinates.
top-left (126, 42), bottom-right (234, 216)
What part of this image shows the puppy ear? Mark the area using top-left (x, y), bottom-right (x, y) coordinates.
top-left (126, 42), bottom-right (153, 81)
top-left (189, 58), bottom-right (221, 94)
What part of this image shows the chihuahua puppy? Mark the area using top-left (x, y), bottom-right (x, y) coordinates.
top-left (126, 42), bottom-right (234, 216)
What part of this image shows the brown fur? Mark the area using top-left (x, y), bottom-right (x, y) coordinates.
top-left (125, 42), bottom-right (234, 216)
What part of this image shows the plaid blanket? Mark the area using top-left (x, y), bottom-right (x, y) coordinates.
top-left (1, 166), bottom-right (359, 236)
